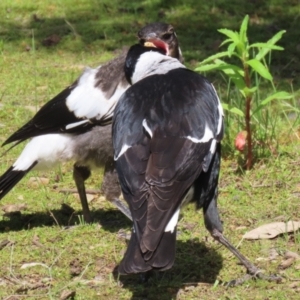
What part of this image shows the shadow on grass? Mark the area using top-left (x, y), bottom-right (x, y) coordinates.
top-left (0, 207), bottom-right (132, 232)
top-left (113, 240), bottom-right (223, 300)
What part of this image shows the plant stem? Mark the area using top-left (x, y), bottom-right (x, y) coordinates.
top-left (244, 63), bottom-right (253, 169)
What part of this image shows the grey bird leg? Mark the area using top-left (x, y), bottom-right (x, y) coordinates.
top-left (203, 196), bottom-right (282, 286)
top-left (73, 164), bottom-right (92, 223)
top-left (102, 160), bottom-right (132, 221)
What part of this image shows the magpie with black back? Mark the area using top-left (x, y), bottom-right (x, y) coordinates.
top-left (0, 23), bottom-right (183, 223)
top-left (112, 43), bottom-right (281, 284)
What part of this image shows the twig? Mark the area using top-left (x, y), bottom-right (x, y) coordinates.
top-left (58, 188), bottom-right (101, 195)
top-left (48, 210), bottom-right (60, 227)
top-left (64, 19), bottom-right (80, 38)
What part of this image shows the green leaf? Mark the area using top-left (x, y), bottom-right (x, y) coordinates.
top-left (212, 59), bottom-right (245, 90)
top-left (242, 86), bottom-right (258, 97)
top-left (220, 38), bottom-right (233, 47)
top-left (239, 15), bottom-right (249, 45)
top-left (250, 43), bottom-right (284, 51)
top-left (218, 28), bottom-right (240, 44)
top-left (255, 30), bottom-right (286, 61)
top-left (196, 51), bottom-right (230, 66)
top-left (222, 103), bottom-right (244, 117)
top-left (227, 42), bottom-right (236, 57)
top-left (196, 59), bottom-right (245, 90)
top-left (252, 91), bottom-right (293, 115)
top-left (247, 59), bottom-right (272, 80)
top-left (260, 91), bottom-right (293, 106)
top-left (213, 59), bottom-right (244, 75)
top-left (195, 64), bottom-right (222, 72)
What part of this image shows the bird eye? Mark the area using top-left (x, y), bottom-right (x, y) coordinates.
top-left (162, 33), bottom-right (172, 40)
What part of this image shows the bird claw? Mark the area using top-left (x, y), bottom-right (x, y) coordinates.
top-left (223, 270), bottom-right (282, 287)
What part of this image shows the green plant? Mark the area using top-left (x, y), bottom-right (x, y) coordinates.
top-left (195, 15), bottom-right (293, 169)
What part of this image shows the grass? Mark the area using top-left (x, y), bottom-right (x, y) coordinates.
top-left (0, 0), bottom-right (300, 299)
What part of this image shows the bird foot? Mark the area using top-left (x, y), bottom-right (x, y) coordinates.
top-left (211, 229), bottom-right (282, 287)
top-left (224, 270), bottom-right (282, 287)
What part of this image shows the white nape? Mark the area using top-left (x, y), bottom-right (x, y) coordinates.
top-left (132, 51), bottom-right (185, 84)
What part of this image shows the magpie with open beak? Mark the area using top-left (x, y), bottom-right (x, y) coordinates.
top-left (112, 43), bottom-right (281, 284)
top-left (0, 23), bottom-right (182, 223)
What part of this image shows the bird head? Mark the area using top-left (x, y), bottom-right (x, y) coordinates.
top-left (124, 44), bottom-right (166, 84)
top-left (137, 22), bottom-right (183, 63)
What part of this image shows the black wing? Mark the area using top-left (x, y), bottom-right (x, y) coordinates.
top-left (3, 56), bottom-right (129, 146)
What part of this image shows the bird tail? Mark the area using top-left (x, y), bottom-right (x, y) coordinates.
top-left (0, 162), bottom-right (37, 200)
top-left (118, 228), bottom-right (177, 275)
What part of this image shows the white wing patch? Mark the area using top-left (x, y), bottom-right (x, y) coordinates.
top-left (65, 119), bottom-right (89, 130)
top-left (186, 124), bottom-right (213, 143)
top-left (165, 208), bottom-right (180, 233)
top-left (66, 67), bottom-right (127, 121)
top-left (209, 139), bottom-right (217, 154)
top-left (142, 119), bottom-right (153, 138)
top-left (114, 144), bottom-right (132, 161)
top-left (13, 134), bottom-right (75, 171)
top-left (211, 83), bottom-right (224, 136)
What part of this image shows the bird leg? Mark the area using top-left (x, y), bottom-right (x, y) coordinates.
top-left (210, 229), bottom-right (282, 286)
top-left (102, 161), bottom-right (132, 220)
top-left (73, 165), bottom-right (92, 223)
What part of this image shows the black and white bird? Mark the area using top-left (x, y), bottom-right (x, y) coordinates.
top-left (113, 43), bottom-right (280, 283)
top-left (0, 23), bottom-right (183, 223)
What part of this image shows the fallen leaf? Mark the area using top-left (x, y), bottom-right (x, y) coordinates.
top-left (273, 215), bottom-right (286, 221)
top-left (1, 204), bottom-right (27, 213)
top-left (32, 234), bottom-right (44, 248)
top-left (28, 177), bottom-right (50, 188)
top-left (279, 257), bottom-right (295, 270)
top-left (15, 281), bottom-right (48, 293)
top-left (0, 239), bottom-right (11, 250)
top-left (86, 194), bottom-right (95, 202)
top-left (72, 193), bottom-right (95, 203)
top-left (243, 221), bottom-right (300, 240)
top-left (117, 229), bottom-right (131, 240)
top-left (289, 282), bottom-right (300, 289)
top-left (236, 226), bottom-right (247, 230)
top-left (69, 258), bottom-right (83, 277)
top-left (60, 290), bottom-right (76, 300)
top-left (269, 248), bottom-right (279, 261)
top-left (284, 250), bottom-right (300, 260)
top-left (20, 262), bottom-right (49, 269)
